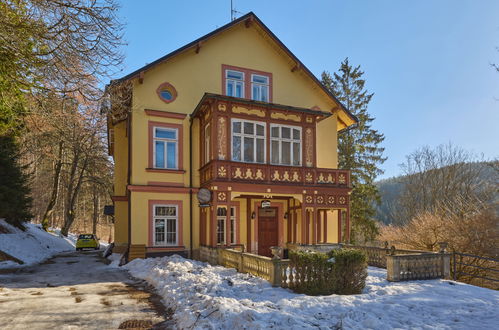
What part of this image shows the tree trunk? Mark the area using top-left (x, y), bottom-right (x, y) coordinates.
top-left (61, 147), bottom-right (88, 236)
top-left (92, 185), bottom-right (98, 235)
top-left (41, 141), bottom-right (63, 231)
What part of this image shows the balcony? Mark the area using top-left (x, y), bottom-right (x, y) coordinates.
top-left (199, 160), bottom-right (350, 188)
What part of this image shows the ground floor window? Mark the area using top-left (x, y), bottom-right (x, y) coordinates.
top-left (217, 206), bottom-right (237, 245)
top-left (217, 207), bottom-right (226, 245)
top-left (153, 205), bottom-right (177, 246)
top-left (230, 207), bottom-right (236, 244)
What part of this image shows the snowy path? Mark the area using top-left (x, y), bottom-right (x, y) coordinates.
top-left (0, 251), bottom-right (167, 329)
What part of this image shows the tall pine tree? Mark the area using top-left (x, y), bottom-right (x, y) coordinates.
top-left (0, 135), bottom-right (32, 229)
top-left (322, 58), bottom-right (386, 243)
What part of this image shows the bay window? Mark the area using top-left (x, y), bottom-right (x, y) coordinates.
top-left (154, 127), bottom-right (178, 169)
top-left (231, 119), bottom-right (265, 163)
top-left (153, 205), bottom-right (177, 246)
top-left (270, 124), bottom-right (301, 166)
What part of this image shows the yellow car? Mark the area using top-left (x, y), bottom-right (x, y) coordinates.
top-left (76, 234), bottom-right (100, 251)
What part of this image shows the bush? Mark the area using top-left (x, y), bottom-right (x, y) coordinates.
top-left (327, 249), bottom-right (368, 295)
top-left (288, 249), bottom-right (367, 295)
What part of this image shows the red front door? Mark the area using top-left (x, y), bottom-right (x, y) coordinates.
top-left (258, 207), bottom-right (278, 257)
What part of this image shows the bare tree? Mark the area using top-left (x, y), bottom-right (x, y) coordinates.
top-left (1, 0), bottom-right (124, 102)
top-left (392, 143), bottom-right (495, 225)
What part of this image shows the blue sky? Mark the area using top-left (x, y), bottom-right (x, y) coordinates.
top-left (117, 0), bottom-right (499, 179)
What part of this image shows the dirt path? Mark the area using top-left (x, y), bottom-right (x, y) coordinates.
top-left (0, 250), bottom-right (170, 329)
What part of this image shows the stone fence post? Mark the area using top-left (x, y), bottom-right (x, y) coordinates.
top-left (386, 255), bottom-right (401, 281)
top-left (270, 258), bottom-right (282, 287)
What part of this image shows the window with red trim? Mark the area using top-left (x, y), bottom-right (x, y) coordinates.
top-left (222, 65), bottom-right (272, 102)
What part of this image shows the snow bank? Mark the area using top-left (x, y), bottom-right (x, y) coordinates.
top-left (125, 255), bottom-right (499, 329)
top-left (0, 220), bottom-right (75, 269)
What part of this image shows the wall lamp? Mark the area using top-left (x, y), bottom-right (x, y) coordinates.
top-left (251, 211), bottom-right (256, 220)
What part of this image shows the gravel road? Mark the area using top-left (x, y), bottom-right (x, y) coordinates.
top-left (0, 250), bottom-right (169, 329)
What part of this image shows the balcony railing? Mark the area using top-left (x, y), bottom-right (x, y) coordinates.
top-left (199, 160), bottom-right (350, 188)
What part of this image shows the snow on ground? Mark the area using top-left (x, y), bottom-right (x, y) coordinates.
top-left (125, 255), bottom-right (499, 330)
top-left (0, 220), bottom-right (75, 269)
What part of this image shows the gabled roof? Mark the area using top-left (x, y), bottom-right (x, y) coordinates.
top-left (113, 12), bottom-right (358, 127)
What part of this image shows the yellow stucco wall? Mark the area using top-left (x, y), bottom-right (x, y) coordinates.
top-left (114, 201), bottom-right (128, 246)
top-left (316, 115), bottom-right (338, 169)
top-left (113, 20), bottom-right (347, 252)
top-left (113, 121), bottom-right (128, 196)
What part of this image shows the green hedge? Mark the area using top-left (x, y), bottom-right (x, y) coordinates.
top-left (288, 249), bottom-right (367, 295)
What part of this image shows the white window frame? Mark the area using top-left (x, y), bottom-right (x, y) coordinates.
top-left (230, 206), bottom-right (236, 244)
top-left (225, 70), bottom-right (245, 98)
top-left (231, 118), bottom-right (266, 164)
top-left (216, 207), bottom-right (227, 245)
top-left (270, 124), bottom-right (302, 166)
top-left (251, 74), bottom-right (270, 102)
top-left (204, 123), bottom-right (211, 165)
top-left (153, 204), bottom-right (178, 247)
top-left (153, 127), bottom-right (178, 169)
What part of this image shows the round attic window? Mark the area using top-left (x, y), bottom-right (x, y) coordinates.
top-left (156, 82), bottom-right (177, 103)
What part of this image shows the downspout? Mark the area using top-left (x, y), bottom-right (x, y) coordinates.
top-left (127, 112), bottom-right (132, 256)
top-left (189, 115), bottom-right (194, 258)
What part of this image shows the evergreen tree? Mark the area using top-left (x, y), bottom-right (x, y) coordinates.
top-left (322, 58), bottom-right (386, 243)
top-left (0, 135), bottom-right (32, 229)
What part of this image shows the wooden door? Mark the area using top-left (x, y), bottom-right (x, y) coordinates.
top-left (258, 207), bottom-right (278, 257)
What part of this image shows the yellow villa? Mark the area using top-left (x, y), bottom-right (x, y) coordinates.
top-left (106, 12), bottom-right (357, 261)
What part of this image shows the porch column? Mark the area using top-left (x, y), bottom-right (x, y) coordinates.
top-left (210, 203), bottom-right (217, 247)
top-left (323, 210), bottom-right (328, 243)
top-left (293, 209), bottom-right (298, 243)
top-left (199, 208), bottom-right (206, 245)
top-left (337, 209), bottom-right (342, 243)
top-left (312, 208), bottom-right (318, 245)
top-left (226, 204), bottom-right (230, 246)
top-left (316, 209), bottom-right (321, 244)
top-left (346, 207), bottom-right (350, 243)
top-left (301, 207), bottom-right (307, 244)
top-left (246, 197), bottom-right (252, 253)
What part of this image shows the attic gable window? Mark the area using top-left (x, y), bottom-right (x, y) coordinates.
top-left (222, 65), bottom-right (272, 102)
top-left (251, 74), bottom-right (269, 102)
top-left (226, 70), bottom-right (244, 98)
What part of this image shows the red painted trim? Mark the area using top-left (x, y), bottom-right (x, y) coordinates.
top-left (145, 109), bottom-right (187, 119)
top-left (147, 181), bottom-right (184, 187)
top-left (128, 185), bottom-right (197, 194)
top-left (148, 121), bottom-right (183, 170)
top-left (146, 246), bottom-right (185, 252)
top-left (145, 168), bottom-right (186, 174)
top-left (148, 199), bottom-right (183, 247)
top-left (221, 64), bottom-right (273, 102)
top-left (156, 82), bottom-right (178, 104)
top-left (112, 195), bottom-right (128, 202)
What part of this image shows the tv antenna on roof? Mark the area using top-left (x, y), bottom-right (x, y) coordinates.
top-left (231, 0), bottom-right (242, 21)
